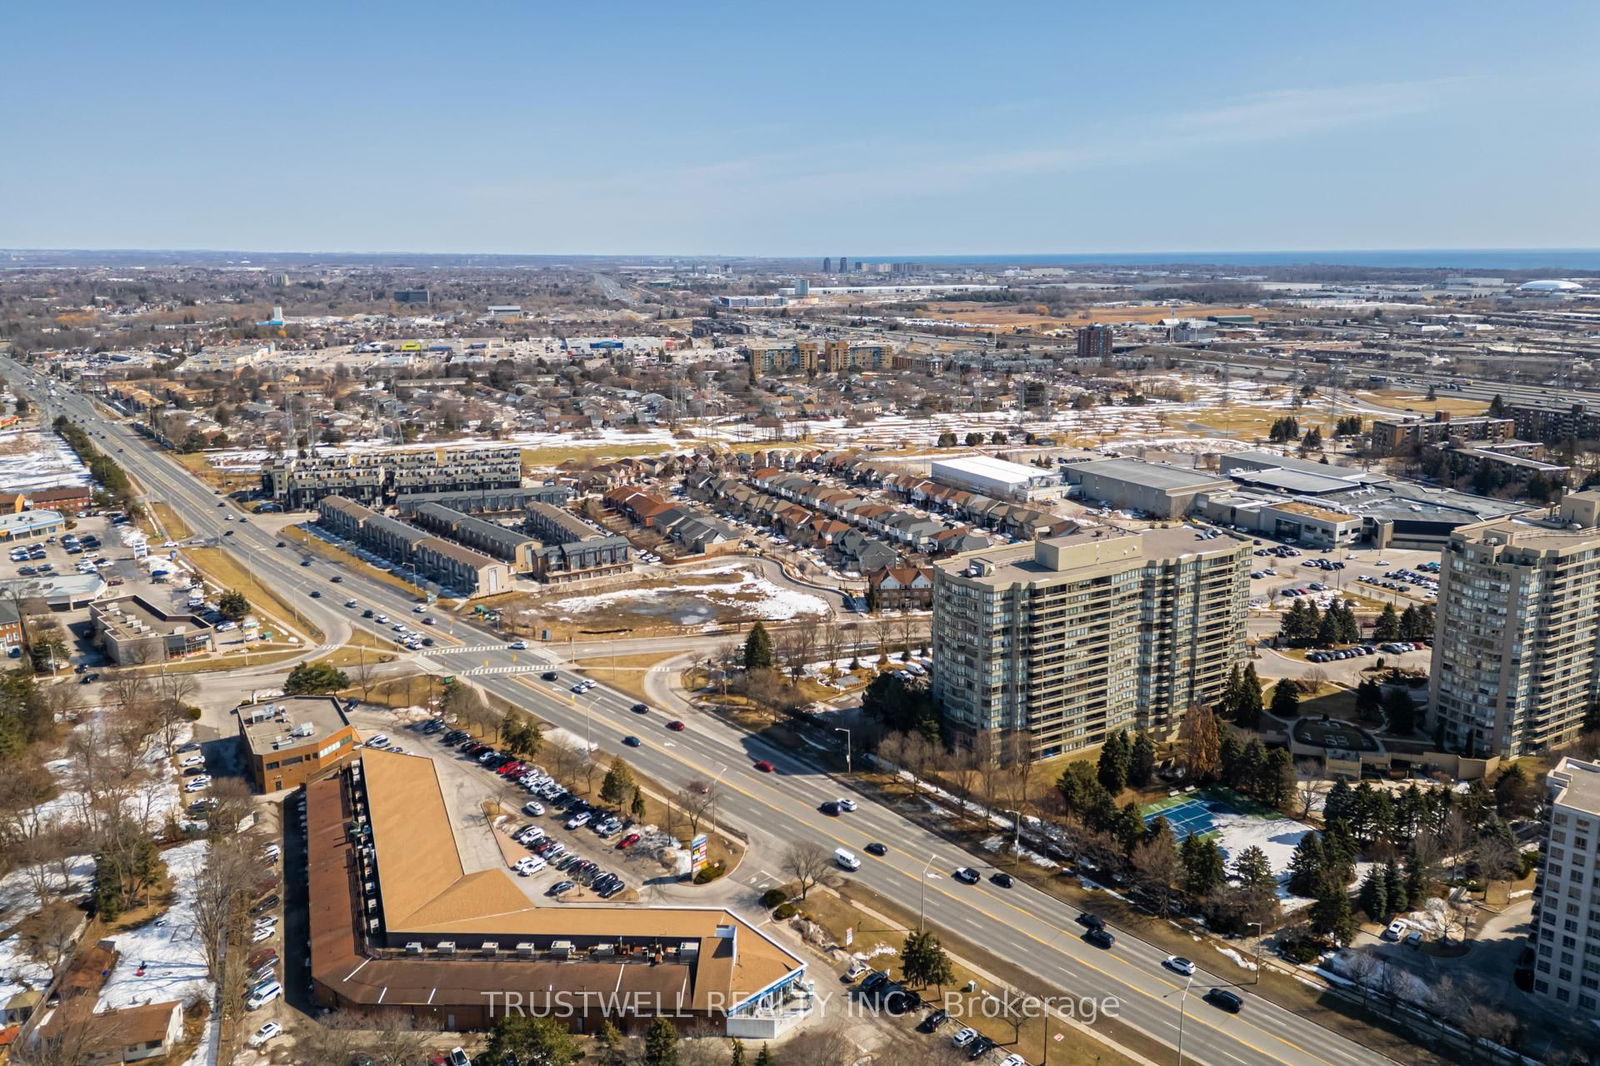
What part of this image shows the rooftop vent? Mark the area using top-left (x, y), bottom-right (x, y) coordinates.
top-left (405, 942), bottom-right (423, 955)
top-left (437, 942), bottom-right (456, 955)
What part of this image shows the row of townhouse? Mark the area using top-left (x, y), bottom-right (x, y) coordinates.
top-left (879, 473), bottom-right (1076, 540)
top-left (316, 496), bottom-right (512, 597)
top-left (600, 487), bottom-right (742, 556)
top-left (263, 445), bottom-right (523, 509)
top-left (521, 502), bottom-right (635, 583)
top-left (684, 473), bottom-right (903, 572)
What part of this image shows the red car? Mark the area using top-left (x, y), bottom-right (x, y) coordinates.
top-left (498, 762), bottom-right (525, 776)
top-left (754, 760), bottom-right (775, 773)
top-left (666, 720), bottom-right (686, 732)
top-left (617, 832), bottom-right (641, 849)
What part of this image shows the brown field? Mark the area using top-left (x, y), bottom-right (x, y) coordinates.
top-left (147, 502), bottom-right (192, 541)
top-left (922, 301), bottom-right (1284, 330)
top-left (1350, 389), bottom-right (1488, 417)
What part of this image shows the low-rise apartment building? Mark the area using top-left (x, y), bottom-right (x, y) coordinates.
top-left (524, 502), bottom-right (632, 583)
top-left (1369, 411), bottom-right (1516, 457)
top-left (932, 525), bottom-right (1249, 759)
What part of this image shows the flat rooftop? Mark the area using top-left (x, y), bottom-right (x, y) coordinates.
top-left (239, 696), bottom-right (351, 756)
top-left (932, 454), bottom-right (1054, 486)
top-left (937, 523), bottom-right (1242, 586)
top-left (307, 751), bottom-right (804, 1015)
top-left (1071, 457), bottom-right (1231, 492)
top-left (91, 594), bottom-right (210, 640)
top-left (1550, 757), bottom-right (1600, 816)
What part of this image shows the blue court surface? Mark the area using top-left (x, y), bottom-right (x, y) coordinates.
top-left (1141, 793), bottom-right (1240, 842)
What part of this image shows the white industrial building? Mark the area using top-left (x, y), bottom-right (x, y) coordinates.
top-left (930, 455), bottom-right (1059, 501)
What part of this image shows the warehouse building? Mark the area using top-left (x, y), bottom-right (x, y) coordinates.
top-left (308, 752), bottom-right (809, 1036)
top-left (1064, 458), bottom-right (1230, 519)
top-left (930, 455), bottom-right (1061, 501)
top-left (1196, 491), bottom-right (1362, 548)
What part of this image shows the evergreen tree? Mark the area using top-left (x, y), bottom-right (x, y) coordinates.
top-left (1234, 663), bottom-right (1264, 729)
top-left (1358, 868), bottom-right (1389, 921)
top-left (600, 757), bottom-right (637, 806)
top-left (902, 930), bottom-right (956, 990)
top-left (1317, 608), bottom-right (1342, 648)
top-left (730, 1040), bottom-right (747, 1066)
top-left (595, 1020), bottom-right (628, 1066)
top-left (1129, 733), bottom-right (1156, 788)
top-left (1355, 680), bottom-right (1384, 724)
top-left (1219, 665), bottom-right (1242, 721)
top-left (754, 1046), bottom-right (773, 1066)
top-left (743, 622), bottom-right (774, 671)
top-left (1373, 603), bottom-right (1401, 642)
top-left (1324, 779), bottom-right (1354, 826)
top-left (1181, 834), bottom-right (1226, 898)
top-left (1311, 882), bottom-right (1357, 944)
top-left (1382, 688), bottom-right (1417, 735)
top-left (643, 1016), bottom-right (680, 1066)
top-left (1270, 679), bottom-right (1301, 720)
top-left (1097, 730), bottom-right (1131, 794)
top-left (1262, 747), bottom-right (1295, 809)
top-left (485, 1016), bottom-right (580, 1066)
top-left (1383, 858), bottom-right (1408, 915)
top-left (1218, 730), bottom-right (1244, 788)
top-left (1287, 833), bottom-right (1327, 897)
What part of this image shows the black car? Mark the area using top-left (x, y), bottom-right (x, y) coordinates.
top-left (79, 672), bottom-right (99, 684)
top-left (917, 1008), bottom-right (948, 1033)
top-left (299, 559), bottom-right (312, 567)
top-left (989, 872), bottom-right (1014, 888)
top-left (1204, 988), bottom-right (1242, 1013)
top-left (1085, 928), bottom-right (1115, 949)
top-left (276, 541), bottom-right (286, 547)
top-left (1076, 912), bottom-right (1104, 931)
top-left (309, 589), bottom-right (322, 598)
top-left (362, 609), bottom-right (375, 618)
top-left (541, 671), bottom-right (559, 681)
top-left (820, 801), bottom-right (841, 816)
top-left (630, 703), bottom-right (649, 714)
top-left (859, 971), bottom-right (890, 995)
top-left (967, 1037), bottom-right (997, 1060)
top-left (331, 575), bottom-right (344, 583)
top-left (250, 894), bottom-right (280, 915)
top-left (223, 530), bottom-right (234, 536)
top-left (865, 842), bottom-right (887, 856)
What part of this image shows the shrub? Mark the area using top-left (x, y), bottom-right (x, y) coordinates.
top-left (772, 903), bottom-right (798, 920)
top-left (760, 888), bottom-right (789, 909)
top-left (693, 861), bottom-right (727, 885)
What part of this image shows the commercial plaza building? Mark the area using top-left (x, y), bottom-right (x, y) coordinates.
top-left (308, 751), bottom-right (807, 1035)
top-left (237, 696), bottom-right (361, 792)
top-left (931, 525), bottom-right (1249, 758)
top-left (1532, 757), bottom-right (1600, 1016)
top-left (1429, 491), bottom-right (1600, 758)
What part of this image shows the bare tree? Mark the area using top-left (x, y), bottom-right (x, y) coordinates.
top-left (1294, 760), bottom-right (1324, 821)
top-left (291, 1016), bottom-right (364, 1065)
top-left (9, 1000), bottom-right (116, 1066)
top-left (154, 673), bottom-right (199, 757)
top-left (1441, 811), bottom-right (1471, 885)
top-left (206, 776), bottom-right (256, 837)
top-left (946, 743), bottom-right (983, 821)
top-left (363, 1009), bottom-right (438, 1066)
top-left (21, 899), bottom-right (84, 986)
top-left (677, 783), bottom-right (716, 839)
top-left (779, 1022), bottom-right (858, 1066)
top-left (783, 840), bottom-right (833, 900)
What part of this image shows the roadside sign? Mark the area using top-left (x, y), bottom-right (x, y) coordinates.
top-left (690, 834), bottom-right (709, 871)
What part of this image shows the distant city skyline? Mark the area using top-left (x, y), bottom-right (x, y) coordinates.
top-left (4, 1), bottom-right (1597, 255)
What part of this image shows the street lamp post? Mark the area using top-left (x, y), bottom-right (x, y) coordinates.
top-left (1001, 808), bottom-right (1022, 853)
top-left (1175, 974), bottom-right (1195, 1066)
top-left (834, 727), bottom-right (852, 774)
top-left (919, 852), bottom-right (937, 932)
top-left (1247, 921), bottom-right (1263, 984)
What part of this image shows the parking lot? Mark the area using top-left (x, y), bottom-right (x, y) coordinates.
top-left (1246, 542), bottom-right (1444, 611)
top-left (346, 705), bottom-right (668, 904)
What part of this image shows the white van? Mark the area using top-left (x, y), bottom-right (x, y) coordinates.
top-left (834, 848), bottom-right (861, 871)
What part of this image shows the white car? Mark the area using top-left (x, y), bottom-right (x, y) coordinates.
top-left (365, 734), bottom-right (389, 748)
top-left (998, 1056), bottom-right (1026, 1066)
top-left (509, 640), bottom-right (527, 650)
top-left (514, 856), bottom-right (547, 876)
top-left (184, 776), bottom-right (211, 793)
top-left (250, 925), bottom-right (275, 944)
top-left (951, 1027), bottom-right (978, 1048)
top-left (178, 754), bottom-right (204, 768)
top-left (245, 981), bottom-right (282, 1010)
top-left (248, 1022), bottom-right (282, 1047)
top-left (523, 801), bottom-right (545, 816)
top-left (836, 798), bottom-right (858, 812)
top-left (1165, 955), bottom-right (1196, 976)
top-left (261, 844), bottom-right (281, 863)
top-left (1382, 919), bottom-right (1408, 942)
top-left (565, 812), bottom-right (591, 830)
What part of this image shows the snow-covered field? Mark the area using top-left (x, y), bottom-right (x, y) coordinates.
top-left (0, 427), bottom-right (89, 493)
top-left (542, 563), bottom-right (830, 622)
top-left (98, 840), bottom-right (212, 1011)
top-left (0, 932), bottom-right (53, 1006)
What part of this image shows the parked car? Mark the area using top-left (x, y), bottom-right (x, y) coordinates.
top-left (248, 1022), bottom-right (282, 1047)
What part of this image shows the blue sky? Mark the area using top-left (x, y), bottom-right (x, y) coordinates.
top-left (3, 0), bottom-right (1597, 255)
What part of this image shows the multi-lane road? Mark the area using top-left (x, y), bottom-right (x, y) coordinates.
top-left (7, 357), bottom-right (1390, 1066)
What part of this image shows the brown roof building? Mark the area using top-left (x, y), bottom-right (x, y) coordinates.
top-left (308, 752), bottom-right (808, 1036)
top-left (237, 696), bottom-right (362, 793)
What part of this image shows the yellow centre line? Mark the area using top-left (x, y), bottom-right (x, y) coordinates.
top-left (501, 677), bottom-right (1338, 1066)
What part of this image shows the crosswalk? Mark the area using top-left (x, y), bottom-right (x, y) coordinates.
top-left (418, 643), bottom-right (528, 657)
top-left (462, 663), bottom-right (550, 677)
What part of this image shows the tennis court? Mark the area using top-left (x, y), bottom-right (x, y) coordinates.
top-left (1142, 790), bottom-right (1248, 842)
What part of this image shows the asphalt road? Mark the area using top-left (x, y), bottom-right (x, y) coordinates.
top-left (8, 357), bottom-right (1392, 1066)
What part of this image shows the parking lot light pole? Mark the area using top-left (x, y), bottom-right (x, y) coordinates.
top-left (834, 727), bottom-right (852, 774)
